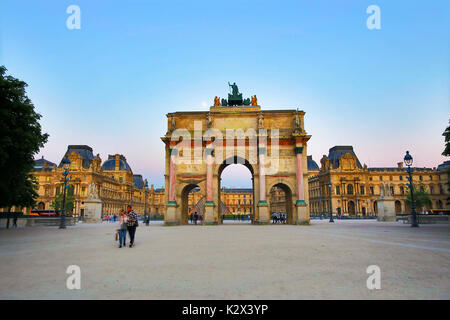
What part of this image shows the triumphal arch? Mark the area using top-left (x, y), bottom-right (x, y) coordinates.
top-left (161, 83), bottom-right (311, 225)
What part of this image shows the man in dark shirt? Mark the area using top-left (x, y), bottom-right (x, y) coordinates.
top-left (126, 205), bottom-right (138, 247)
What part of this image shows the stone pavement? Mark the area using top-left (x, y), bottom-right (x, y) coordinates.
top-left (0, 220), bottom-right (449, 299)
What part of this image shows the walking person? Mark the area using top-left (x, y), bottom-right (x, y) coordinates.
top-left (116, 210), bottom-right (128, 248)
top-left (126, 205), bottom-right (138, 247)
top-left (13, 213), bottom-right (18, 228)
top-left (194, 212), bottom-right (198, 225)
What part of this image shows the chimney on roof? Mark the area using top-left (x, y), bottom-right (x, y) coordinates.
top-left (397, 162), bottom-right (403, 169)
top-left (115, 154), bottom-right (120, 171)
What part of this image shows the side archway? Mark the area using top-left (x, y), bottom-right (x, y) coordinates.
top-left (268, 182), bottom-right (294, 224)
top-left (181, 184), bottom-right (203, 225)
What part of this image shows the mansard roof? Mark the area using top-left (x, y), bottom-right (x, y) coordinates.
top-left (133, 175), bottom-right (145, 189)
top-left (59, 145), bottom-right (94, 169)
top-left (101, 154), bottom-right (132, 172)
top-left (34, 156), bottom-right (55, 171)
top-left (327, 146), bottom-right (362, 169)
top-left (437, 160), bottom-right (450, 171)
top-left (307, 155), bottom-right (320, 171)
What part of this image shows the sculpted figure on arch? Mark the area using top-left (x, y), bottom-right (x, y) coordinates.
top-left (251, 95), bottom-right (258, 106)
top-left (213, 96), bottom-right (221, 106)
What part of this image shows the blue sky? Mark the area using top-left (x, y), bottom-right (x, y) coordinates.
top-left (1, 0), bottom-right (449, 188)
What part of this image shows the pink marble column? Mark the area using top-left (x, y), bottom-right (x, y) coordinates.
top-left (295, 146), bottom-right (306, 205)
top-left (206, 147), bottom-right (213, 202)
top-left (296, 152), bottom-right (304, 201)
top-left (259, 153), bottom-right (266, 201)
top-left (168, 149), bottom-right (177, 202)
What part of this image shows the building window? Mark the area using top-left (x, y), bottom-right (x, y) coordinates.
top-left (369, 177), bottom-right (373, 181)
top-left (360, 186), bottom-right (365, 195)
top-left (400, 176), bottom-right (403, 181)
top-left (429, 175), bottom-right (433, 181)
top-left (400, 186), bottom-right (404, 195)
top-left (380, 176), bottom-right (383, 181)
top-left (347, 184), bottom-right (354, 195)
top-left (390, 186), bottom-right (394, 195)
top-left (419, 176), bottom-right (423, 181)
top-left (420, 186), bottom-right (424, 192)
top-left (336, 186), bottom-right (340, 195)
top-left (430, 186), bottom-right (434, 194)
top-left (370, 187), bottom-right (374, 195)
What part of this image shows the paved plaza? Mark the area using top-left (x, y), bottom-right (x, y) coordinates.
top-left (0, 220), bottom-right (449, 299)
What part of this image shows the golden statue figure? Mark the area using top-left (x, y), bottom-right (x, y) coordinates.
top-left (251, 95), bottom-right (258, 106)
top-left (213, 96), bottom-right (221, 106)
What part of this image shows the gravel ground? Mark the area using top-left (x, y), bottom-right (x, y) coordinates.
top-left (0, 220), bottom-right (449, 299)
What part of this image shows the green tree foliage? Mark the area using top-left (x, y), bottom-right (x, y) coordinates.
top-left (51, 185), bottom-right (75, 215)
top-left (442, 120), bottom-right (450, 204)
top-left (0, 66), bottom-right (48, 227)
top-left (405, 184), bottom-right (431, 212)
top-left (442, 120), bottom-right (450, 157)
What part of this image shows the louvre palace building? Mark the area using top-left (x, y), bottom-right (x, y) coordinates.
top-left (308, 146), bottom-right (449, 217)
top-left (24, 145), bottom-right (152, 217)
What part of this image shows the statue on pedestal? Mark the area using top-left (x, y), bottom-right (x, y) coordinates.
top-left (87, 182), bottom-right (99, 200)
top-left (377, 182), bottom-right (395, 222)
top-left (84, 182), bottom-right (102, 223)
top-left (379, 182), bottom-right (393, 198)
top-left (227, 82), bottom-right (243, 106)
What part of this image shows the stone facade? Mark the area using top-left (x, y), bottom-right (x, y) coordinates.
top-left (6, 145), bottom-right (152, 217)
top-left (161, 104), bottom-right (311, 225)
top-left (308, 146), bottom-right (450, 217)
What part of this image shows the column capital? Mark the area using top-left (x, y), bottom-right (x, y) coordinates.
top-left (257, 200), bottom-right (268, 207)
top-left (205, 201), bottom-right (215, 207)
top-left (296, 200), bottom-right (307, 207)
top-left (167, 201), bottom-right (177, 207)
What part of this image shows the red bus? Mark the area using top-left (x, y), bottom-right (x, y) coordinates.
top-left (30, 209), bottom-right (58, 216)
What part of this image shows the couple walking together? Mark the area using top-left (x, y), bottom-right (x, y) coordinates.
top-left (116, 205), bottom-right (138, 248)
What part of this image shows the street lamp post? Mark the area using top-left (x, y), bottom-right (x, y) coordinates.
top-left (328, 181), bottom-right (334, 223)
top-left (59, 156), bottom-right (71, 229)
top-left (144, 179), bottom-right (149, 226)
top-left (404, 151), bottom-right (419, 227)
